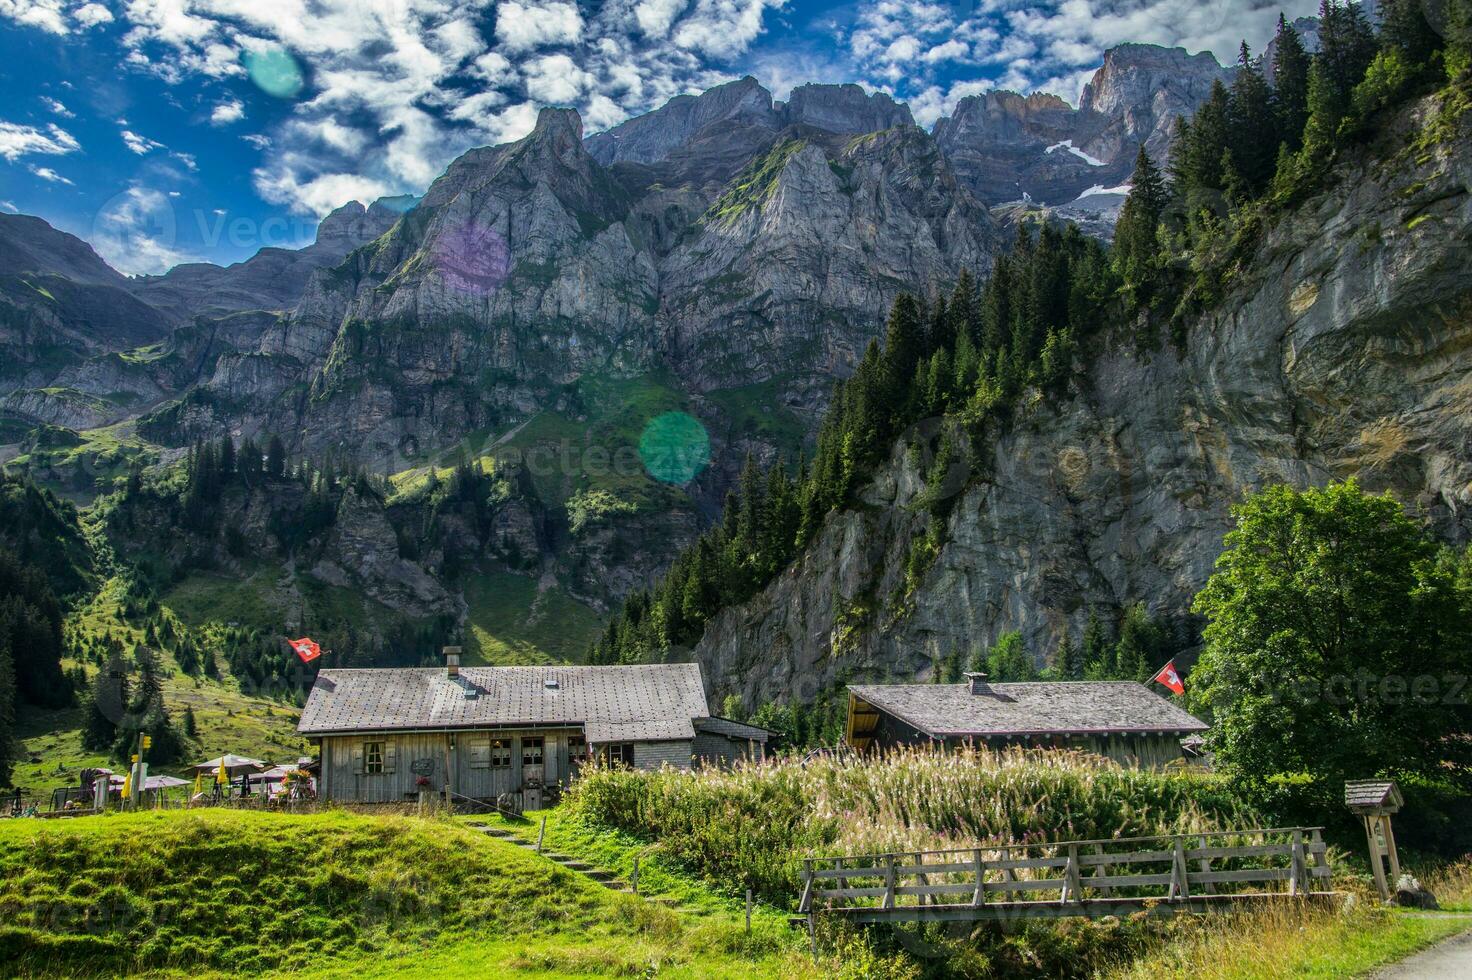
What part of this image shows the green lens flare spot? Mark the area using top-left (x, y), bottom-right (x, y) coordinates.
top-left (638, 412), bottom-right (710, 485)
top-left (243, 47), bottom-right (305, 99)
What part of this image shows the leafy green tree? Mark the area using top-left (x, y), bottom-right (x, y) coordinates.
top-left (1192, 481), bottom-right (1472, 817)
top-left (974, 631), bottom-right (1036, 682)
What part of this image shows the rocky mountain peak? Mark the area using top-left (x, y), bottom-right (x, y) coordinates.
top-left (780, 83), bottom-right (915, 134)
top-left (532, 105), bottom-right (585, 146)
top-left (1078, 43), bottom-right (1228, 118)
top-left (0, 213), bottom-right (127, 286)
top-left (935, 89), bottom-right (1091, 145)
top-left (314, 198), bottom-right (403, 253)
top-left (585, 76), bottom-right (776, 166)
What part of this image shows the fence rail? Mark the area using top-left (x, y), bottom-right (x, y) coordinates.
top-left (797, 827), bottom-right (1334, 924)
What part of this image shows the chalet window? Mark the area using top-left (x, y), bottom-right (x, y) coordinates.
top-left (522, 737), bottom-right (544, 769)
top-left (600, 743), bottom-right (634, 768)
top-left (490, 739), bottom-right (511, 769)
top-left (364, 741), bottom-right (384, 774)
top-left (568, 734), bottom-right (587, 762)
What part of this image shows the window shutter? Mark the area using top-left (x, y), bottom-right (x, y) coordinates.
top-left (351, 743), bottom-right (365, 775)
top-left (468, 737), bottom-right (490, 769)
top-left (384, 742), bottom-right (398, 774)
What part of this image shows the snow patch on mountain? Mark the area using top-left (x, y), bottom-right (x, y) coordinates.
top-left (1045, 140), bottom-right (1106, 166)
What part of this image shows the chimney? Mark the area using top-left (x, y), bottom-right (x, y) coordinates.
top-left (965, 671), bottom-right (991, 695)
top-left (444, 645), bottom-right (462, 680)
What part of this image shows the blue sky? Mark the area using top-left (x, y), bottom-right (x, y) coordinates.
top-left (0, 1), bottom-right (1314, 273)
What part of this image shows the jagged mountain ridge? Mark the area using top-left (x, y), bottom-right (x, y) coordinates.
top-left (2, 42), bottom-right (1235, 614)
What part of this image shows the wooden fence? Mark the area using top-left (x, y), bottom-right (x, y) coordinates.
top-left (797, 827), bottom-right (1334, 924)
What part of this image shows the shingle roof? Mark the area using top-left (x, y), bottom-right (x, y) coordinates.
top-left (1344, 779), bottom-right (1402, 812)
top-left (695, 716), bottom-right (775, 741)
top-left (849, 681), bottom-right (1209, 737)
top-left (298, 663), bottom-right (709, 741)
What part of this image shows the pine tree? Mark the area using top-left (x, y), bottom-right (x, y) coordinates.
top-left (1317, 0), bottom-right (1378, 101)
top-left (1179, 81), bottom-right (1231, 192)
top-left (1272, 14), bottom-right (1312, 149)
top-left (182, 705), bottom-right (198, 739)
top-left (1300, 59), bottom-right (1347, 163)
top-left (881, 293), bottom-right (925, 412)
top-left (266, 435), bottom-right (287, 479)
top-left (0, 636), bottom-right (14, 787)
top-left (1081, 609), bottom-right (1113, 677)
top-left (82, 656), bottom-right (125, 752)
top-left (1378, 0), bottom-right (1439, 65)
top-left (1450, 0), bottom-right (1472, 78)
top-left (218, 435), bottom-right (236, 479)
top-left (1056, 629), bottom-right (1084, 680)
top-left (1228, 42), bottom-right (1278, 195)
top-left (1113, 146), bottom-right (1167, 288)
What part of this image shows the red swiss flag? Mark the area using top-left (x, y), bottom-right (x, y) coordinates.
top-left (289, 637), bottom-right (322, 663)
top-left (1152, 659), bottom-right (1185, 696)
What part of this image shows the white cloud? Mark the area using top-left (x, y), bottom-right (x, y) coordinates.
top-left (210, 99), bottom-right (244, 125)
top-left (30, 165), bottom-right (74, 184)
top-left (524, 54), bottom-right (592, 104)
top-left (0, 121), bottom-right (80, 161)
top-left (673, 0), bottom-right (787, 58)
top-left (73, 2), bottom-right (111, 28)
top-left (496, 2), bottom-right (584, 54)
top-left (0, 0), bottom-right (67, 34)
top-left (121, 128), bottom-right (163, 154)
top-left (253, 167), bottom-right (392, 217)
top-left (0, 201), bottom-right (17, 213)
top-left (41, 96), bottom-right (75, 118)
top-left (90, 186), bottom-right (199, 275)
top-left (923, 39), bottom-right (967, 63)
top-left (635, 0), bottom-right (687, 38)
top-left (91, 0), bottom-right (793, 213)
top-left (241, 133), bottom-right (272, 149)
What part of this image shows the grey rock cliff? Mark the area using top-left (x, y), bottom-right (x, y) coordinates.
top-left (693, 94), bottom-right (1472, 708)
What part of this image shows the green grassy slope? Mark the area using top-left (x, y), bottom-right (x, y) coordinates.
top-left (0, 809), bottom-right (826, 979)
top-left (461, 570), bottom-right (602, 666)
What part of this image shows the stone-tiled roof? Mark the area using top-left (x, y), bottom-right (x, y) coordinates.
top-left (849, 681), bottom-right (1209, 737)
top-left (299, 663), bottom-right (709, 741)
top-left (695, 716), bottom-right (775, 741)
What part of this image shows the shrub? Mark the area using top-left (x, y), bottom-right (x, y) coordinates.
top-left (566, 747), bottom-right (1257, 905)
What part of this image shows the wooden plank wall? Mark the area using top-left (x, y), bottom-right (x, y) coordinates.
top-left (320, 728), bottom-right (583, 803)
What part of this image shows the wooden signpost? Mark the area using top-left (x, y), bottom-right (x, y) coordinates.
top-left (1344, 779), bottom-right (1403, 901)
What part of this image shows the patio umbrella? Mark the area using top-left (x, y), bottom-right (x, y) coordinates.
top-left (194, 755), bottom-right (269, 777)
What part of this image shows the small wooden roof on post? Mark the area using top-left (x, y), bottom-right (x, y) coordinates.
top-left (1344, 779), bottom-right (1403, 815)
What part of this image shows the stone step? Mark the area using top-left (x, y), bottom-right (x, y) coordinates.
top-left (467, 824), bottom-right (649, 899)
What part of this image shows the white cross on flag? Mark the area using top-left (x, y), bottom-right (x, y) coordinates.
top-left (1152, 659), bottom-right (1185, 696)
top-left (289, 637), bottom-right (322, 663)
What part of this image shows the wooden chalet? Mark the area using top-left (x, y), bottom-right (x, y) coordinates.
top-left (298, 654), bottom-right (769, 805)
top-left (845, 672), bottom-right (1208, 768)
